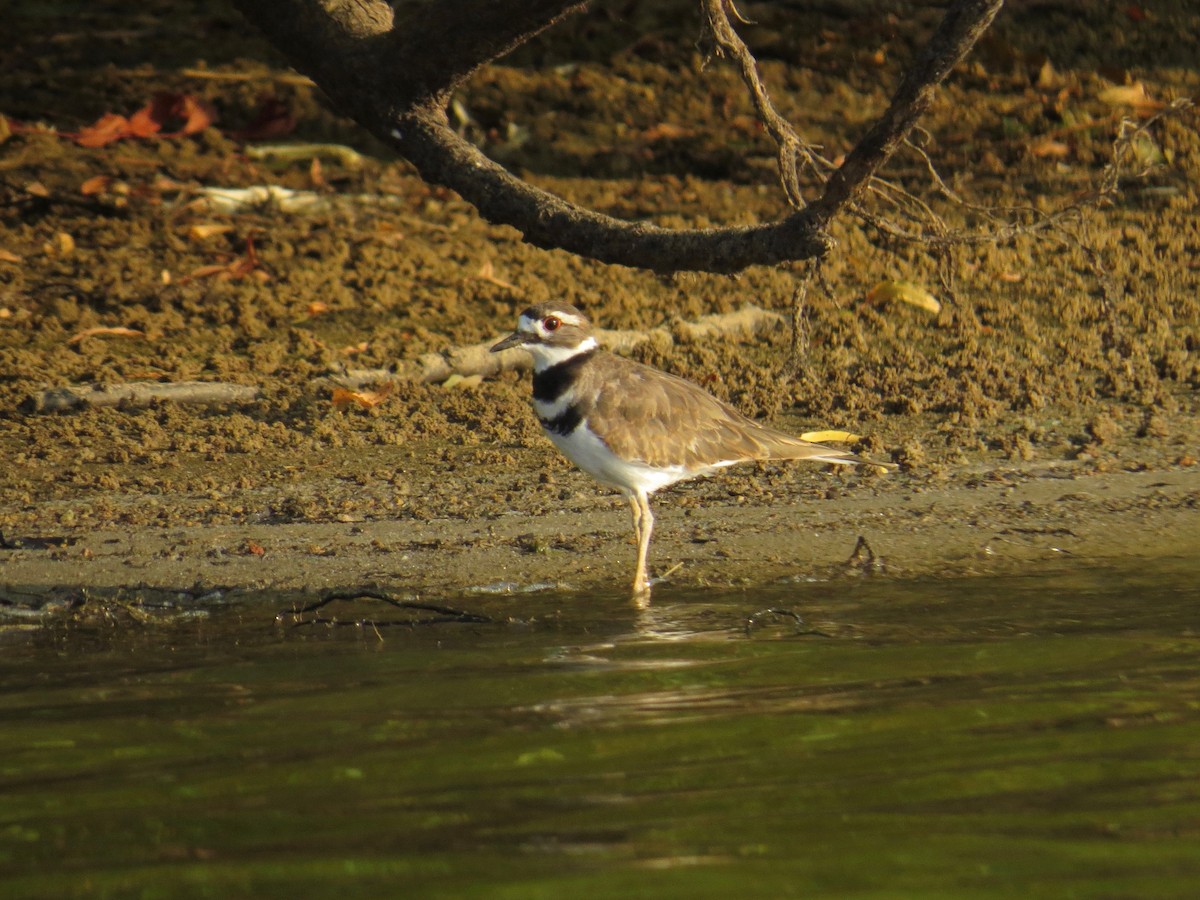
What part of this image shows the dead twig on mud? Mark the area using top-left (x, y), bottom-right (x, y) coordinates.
top-left (22, 381), bottom-right (260, 413)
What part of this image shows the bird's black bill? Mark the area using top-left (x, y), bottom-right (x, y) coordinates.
top-left (491, 332), bottom-right (529, 352)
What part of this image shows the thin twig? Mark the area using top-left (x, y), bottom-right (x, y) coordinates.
top-left (700, 0), bottom-right (829, 207)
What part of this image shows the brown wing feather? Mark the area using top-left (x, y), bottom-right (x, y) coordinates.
top-left (583, 353), bottom-right (867, 470)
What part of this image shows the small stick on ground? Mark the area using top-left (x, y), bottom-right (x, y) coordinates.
top-left (22, 381), bottom-right (260, 413)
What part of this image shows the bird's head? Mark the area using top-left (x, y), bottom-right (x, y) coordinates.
top-left (491, 303), bottom-right (597, 370)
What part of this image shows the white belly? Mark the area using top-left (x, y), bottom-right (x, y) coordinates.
top-left (546, 420), bottom-right (703, 496)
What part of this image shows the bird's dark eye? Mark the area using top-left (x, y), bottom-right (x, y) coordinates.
top-left (543, 316), bottom-right (561, 332)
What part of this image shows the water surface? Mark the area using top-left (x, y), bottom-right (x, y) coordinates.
top-left (2, 560), bottom-right (1199, 898)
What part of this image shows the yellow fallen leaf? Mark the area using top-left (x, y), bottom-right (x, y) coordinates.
top-left (1097, 82), bottom-right (1148, 107)
top-left (187, 223), bottom-right (235, 241)
top-left (46, 232), bottom-right (75, 256)
top-left (801, 430), bottom-right (862, 443)
top-left (865, 280), bottom-right (941, 314)
top-left (442, 374), bottom-right (483, 390)
top-left (66, 326), bottom-right (147, 345)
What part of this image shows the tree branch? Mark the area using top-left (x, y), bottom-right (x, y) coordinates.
top-left (810, 0), bottom-right (1004, 219)
top-left (233, 0), bottom-right (1004, 273)
top-left (700, 0), bottom-right (828, 208)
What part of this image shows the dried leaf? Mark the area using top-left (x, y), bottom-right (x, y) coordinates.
top-left (442, 374), bottom-right (483, 390)
top-left (865, 280), bottom-right (941, 314)
top-left (80, 175), bottom-right (113, 196)
top-left (1033, 59), bottom-right (1060, 90)
top-left (76, 113), bottom-right (132, 148)
top-left (186, 223), bottom-right (235, 241)
top-left (66, 326), bottom-right (147, 345)
top-left (331, 383), bottom-right (393, 410)
top-left (46, 232), bottom-right (75, 256)
top-left (1097, 81), bottom-right (1162, 115)
top-left (1030, 138), bottom-right (1071, 160)
top-left (0, 249), bottom-right (21, 264)
top-left (75, 94), bottom-right (216, 149)
top-left (233, 96), bottom-right (297, 141)
top-left (245, 539), bottom-right (266, 557)
top-left (25, 181), bottom-right (50, 198)
top-left (641, 122), bottom-right (692, 142)
top-left (340, 341), bottom-right (369, 355)
top-left (132, 93), bottom-right (216, 138)
top-left (1098, 82), bottom-right (1146, 107)
top-left (800, 430), bottom-right (862, 443)
top-left (306, 301), bottom-right (330, 317)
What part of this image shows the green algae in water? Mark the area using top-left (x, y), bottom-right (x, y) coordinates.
top-left (1, 560), bottom-right (1199, 899)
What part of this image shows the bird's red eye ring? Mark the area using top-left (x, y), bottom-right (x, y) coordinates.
top-left (543, 316), bottom-right (561, 332)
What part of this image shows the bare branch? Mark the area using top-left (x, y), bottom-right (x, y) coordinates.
top-left (700, 0), bottom-right (829, 207)
top-left (810, 0), bottom-right (1004, 219)
top-left (234, 0), bottom-right (1004, 273)
top-left (390, 105), bottom-right (831, 273)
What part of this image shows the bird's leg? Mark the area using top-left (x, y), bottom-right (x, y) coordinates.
top-left (631, 491), bottom-right (654, 599)
top-left (626, 493), bottom-right (644, 594)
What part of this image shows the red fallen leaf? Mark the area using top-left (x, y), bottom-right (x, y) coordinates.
top-left (130, 93), bottom-right (216, 138)
top-left (76, 113), bottom-right (133, 148)
top-left (331, 383), bottom-right (394, 410)
top-left (75, 94), bottom-right (216, 148)
top-left (80, 175), bottom-right (113, 196)
top-left (245, 539), bottom-right (266, 556)
top-left (1126, 4), bottom-right (1147, 22)
top-left (233, 96), bottom-right (297, 141)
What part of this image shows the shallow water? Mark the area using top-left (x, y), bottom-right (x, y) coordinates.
top-left (2, 560), bottom-right (1199, 898)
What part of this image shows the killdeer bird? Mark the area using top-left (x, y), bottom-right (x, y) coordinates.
top-left (492, 302), bottom-right (886, 598)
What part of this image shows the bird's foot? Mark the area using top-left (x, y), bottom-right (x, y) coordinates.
top-left (631, 578), bottom-right (652, 608)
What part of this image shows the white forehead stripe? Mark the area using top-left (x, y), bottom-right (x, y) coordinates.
top-left (518, 310), bottom-right (586, 333)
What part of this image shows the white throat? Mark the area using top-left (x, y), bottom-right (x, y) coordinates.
top-left (529, 336), bottom-right (598, 372)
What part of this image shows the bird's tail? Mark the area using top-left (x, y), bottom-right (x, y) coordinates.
top-left (758, 432), bottom-right (895, 469)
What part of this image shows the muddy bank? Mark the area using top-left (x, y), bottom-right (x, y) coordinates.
top-left (1, 1), bottom-right (1198, 618)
